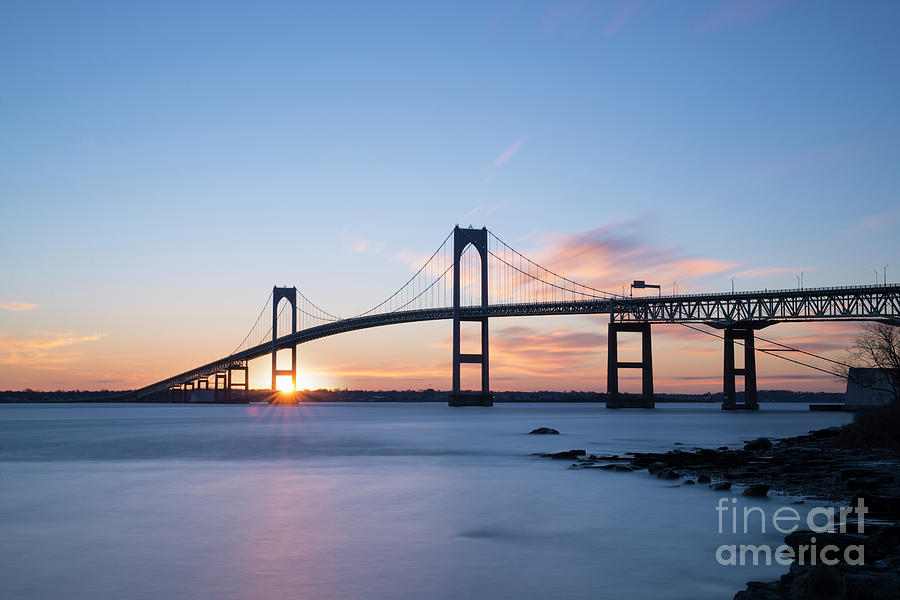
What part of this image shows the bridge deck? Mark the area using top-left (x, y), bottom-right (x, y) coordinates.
top-left (134, 284), bottom-right (900, 396)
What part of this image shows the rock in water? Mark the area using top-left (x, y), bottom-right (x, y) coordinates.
top-left (657, 469), bottom-right (680, 480)
top-left (845, 478), bottom-right (879, 491)
top-left (711, 481), bottom-right (732, 491)
top-left (742, 484), bottom-right (771, 497)
top-left (697, 474), bottom-right (712, 484)
top-left (529, 427), bottom-right (560, 435)
top-left (744, 437), bottom-right (773, 451)
top-left (549, 449), bottom-right (586, 460)
top-left (647, 462), bottom-right (668, 475)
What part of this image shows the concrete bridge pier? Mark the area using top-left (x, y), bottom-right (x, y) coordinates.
top-left (607, 322), bottom-right (654, 408)
top-left (722, 327), bottom-right (759, 410)
top-left (449, 226), bottom-right (493, 406)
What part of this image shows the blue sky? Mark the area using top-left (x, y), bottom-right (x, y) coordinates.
top-left (1, 1), bottom-right (898, 391)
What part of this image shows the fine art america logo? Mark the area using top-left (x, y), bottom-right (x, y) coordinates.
top-left (715, 497), bottom-right (867, 566)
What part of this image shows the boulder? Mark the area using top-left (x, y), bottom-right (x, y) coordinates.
top-left (647, 462), bottom-right (668, 474)
top-left (744, 437), bottom-right (773, 451)
top-left (711, 481), bottom-right (732, 491)
top-left (742, 484), bottom-right (771, 497)
top-left (529, 427), bottom-right (560, 435)
top-left (550, 449), bottom-right (586, 460)
top-left (846, 478), bottom-right (880, 491)
top-left (810, 426), bottom-right (841, 439)
top-left (866, 524), bottom-right (900, 561)
top-left (736, 562), bottom-right (900, 600)
top-left (697, 474), bottom-right (712, 484)
top-left (840, 468), bottom-right (881, 481)
top-left (784, 531), bottom-right (868, 558)
top-left (657, 468), bottom-right (680, 479)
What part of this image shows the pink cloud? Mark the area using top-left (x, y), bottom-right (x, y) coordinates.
top-left (853, 206), bottom-right (900, 233)
top-left (0, 302), bottom-right (38, 311)
top-left (0, 332), bottom-right (106, 366)
top-left (497, 220), bottom-right (739, 299)
top-left (352, 239), bottom-right (383, 254)
top-left (493, 137), bottom-right (527, 166)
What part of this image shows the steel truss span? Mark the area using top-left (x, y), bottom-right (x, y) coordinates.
top-left (134, 226), bottom-right (900, 403)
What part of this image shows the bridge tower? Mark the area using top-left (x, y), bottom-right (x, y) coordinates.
top-left (450, 226), bottom-right (492, 406)
top-left (607, 319), bottom-right (655, 408)
top-left (272, 286), bottom-right (298, 392)
top-left (722, 326), bottom-right (760, 410)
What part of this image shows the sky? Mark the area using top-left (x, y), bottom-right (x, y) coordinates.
top-left (1, 0), bottom-right (898, 393)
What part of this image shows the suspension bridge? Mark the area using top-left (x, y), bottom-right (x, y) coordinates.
top-left (134, 226), bottom-right (900, 409)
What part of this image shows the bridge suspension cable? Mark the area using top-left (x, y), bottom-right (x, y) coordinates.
top-left (356, 231), bottom-right (455, 316)
top-left (228, 289), bottom-right (274, 358)
top-left (677, 323), bottom-right (849, 379)
top-left (486, 230), bottom-right (627, 303)
top-left (751, 331), bottom-right (852, 369)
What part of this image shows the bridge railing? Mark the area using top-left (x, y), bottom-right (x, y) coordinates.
top-left (632, 283), bottom-right (900, 301)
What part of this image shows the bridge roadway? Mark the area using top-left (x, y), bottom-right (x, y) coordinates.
top-left (135, 284), bottom-right (900, 399)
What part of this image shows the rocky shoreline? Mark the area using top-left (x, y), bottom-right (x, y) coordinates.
top-left (534, 425), bottom-right (900, 599)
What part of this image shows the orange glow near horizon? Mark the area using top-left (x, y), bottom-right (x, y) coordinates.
top-left (275, 376), bottom-right (295, 394)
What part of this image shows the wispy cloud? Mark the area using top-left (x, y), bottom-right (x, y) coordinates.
top-left (340, 229), bottom-right (384, 255)
top-left (852, 206), bottom-right (900, 233)
top-left (491, 325), bottom-right (605, 375)
top-left (603, 0), bottom-right (646, 37)
top-left (0, 332), bottom-right (106, 366)
top-left (540, 0), bottom-right (591, 39)
top-left (0, 302), bottom-right (38, 311)
top-left (493, 137), bottom-right (528, 167)
top-left (352, 238), bottom-right (384, 254)
top-left (486, 199), bottom-right (507, 216)
top-left (698, 0), bottom-right (790, 31)
top-left (393, 249), bottom-right (431, 272)
top-left (519, 220), bottom-right (738, 294)
top-left (464, 204), bottom-right (483, 219)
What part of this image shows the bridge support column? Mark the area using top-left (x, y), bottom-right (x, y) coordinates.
top-left (227, 364), bottom-right (249, 402)
top-left (271, 287), bottom-right (298, 392)
top-left (722, 328), bottom-right (759, 410)
top-left (182, 381), bottom-right (195, 403)
top-left (449, 226), bottom-right (492, 406)
top-left (214, 371), bottom-right (227, 402)
top-left (607, 322), bottom-right (654, 408)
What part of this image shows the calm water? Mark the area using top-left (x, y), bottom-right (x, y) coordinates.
top-left (0, 402), bottom-right (851, 600)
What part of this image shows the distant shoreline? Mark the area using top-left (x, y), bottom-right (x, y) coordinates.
top-left (1, 389), bottom-right (844, 404)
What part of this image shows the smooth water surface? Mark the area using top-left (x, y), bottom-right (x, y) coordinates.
top-left (0, 402), bottom-right (851, 599)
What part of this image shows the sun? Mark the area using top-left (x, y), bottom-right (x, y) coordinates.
top-left (276, 377), bottom-right (295, 393)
